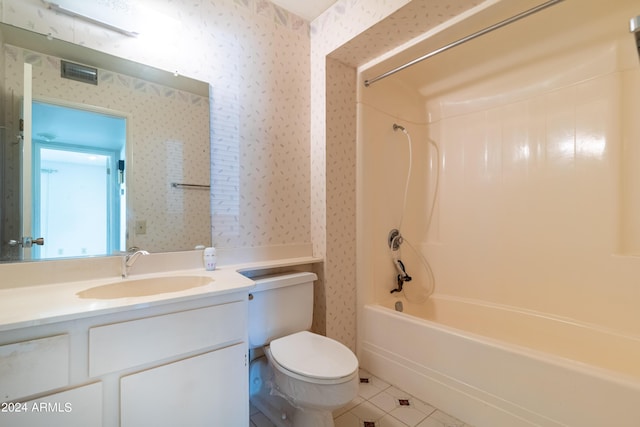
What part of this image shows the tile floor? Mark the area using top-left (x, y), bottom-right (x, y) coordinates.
top-left (249, 369), bottom-right (473, 427)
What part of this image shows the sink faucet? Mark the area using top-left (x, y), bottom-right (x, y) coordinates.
top-left (121, 249), bottom-right (150, 278)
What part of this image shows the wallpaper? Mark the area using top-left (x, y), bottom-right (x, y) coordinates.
top-left (1, 0), bottom-right (312, 253)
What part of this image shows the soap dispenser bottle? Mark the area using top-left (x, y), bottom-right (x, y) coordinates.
top-left (203, 247), bottom-right (217, 271)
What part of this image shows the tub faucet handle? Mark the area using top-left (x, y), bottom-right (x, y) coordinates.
top-left (394, 259), bottom-right (412, 282)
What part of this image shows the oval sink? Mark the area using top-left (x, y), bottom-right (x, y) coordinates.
top-left (76, 275), bottom-right (213, 299)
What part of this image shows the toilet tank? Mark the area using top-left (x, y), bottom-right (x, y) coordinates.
top-left (248, 271), bottom-right (317, 349)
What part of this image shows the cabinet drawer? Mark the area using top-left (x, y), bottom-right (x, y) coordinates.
top-left (0, 334), bottom-right (69, 401)
top-left (89, 301), bottom-right (246, 376)
top-left (0, 382), bottom-right (102, 427)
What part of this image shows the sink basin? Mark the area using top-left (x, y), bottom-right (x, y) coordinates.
top-left (76, 275), bottom-right (213, 299)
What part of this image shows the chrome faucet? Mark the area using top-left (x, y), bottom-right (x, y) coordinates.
top-left (121, 249), bottom-right (150, 278)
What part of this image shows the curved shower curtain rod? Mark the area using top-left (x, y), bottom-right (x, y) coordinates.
top-left (364, 0), bottom-right (566, 87)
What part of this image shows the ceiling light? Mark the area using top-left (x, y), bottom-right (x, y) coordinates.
top-left (42, 0), bottom-right (139, 37)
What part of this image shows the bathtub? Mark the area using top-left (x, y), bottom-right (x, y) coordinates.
top-left (359, 295), bottom-right (640, 427)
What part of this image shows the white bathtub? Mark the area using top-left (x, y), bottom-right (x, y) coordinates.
top-left (359, 296), bottom-right (640, 427)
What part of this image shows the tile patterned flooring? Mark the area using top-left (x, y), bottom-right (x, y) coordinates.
top-left (250, 369), bottom-right (473, 427)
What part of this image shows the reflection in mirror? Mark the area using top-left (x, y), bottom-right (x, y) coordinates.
top-left (33, 100), bottom-right (127, 259)
top-left (0, 23), bottom-right (211, 262)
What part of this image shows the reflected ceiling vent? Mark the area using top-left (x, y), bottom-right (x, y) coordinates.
top-left (61, 60), bottom-right (98, 85)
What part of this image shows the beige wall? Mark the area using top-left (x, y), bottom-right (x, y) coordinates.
top-left (360, 0), bottom-right (640, 339)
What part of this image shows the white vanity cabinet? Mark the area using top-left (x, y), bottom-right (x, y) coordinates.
top-left (1, 382), bottom-right (103, 427)
top-left (0, 291), bottom-right (249, 427)
top-left (121, 343), bottom-right (246, 426)
top-left (0, 334), bottom-right (70, 401)
top-left (0, 335), bottom-right (101, 427)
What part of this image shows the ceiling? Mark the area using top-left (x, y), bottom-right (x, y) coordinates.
top-left (269, 0), bottom-right (337, 21)
top-left (33, 101), bottom-right (126, 152)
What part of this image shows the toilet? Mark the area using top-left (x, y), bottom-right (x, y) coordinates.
top-left (248, 271), bottom-right (359, 427)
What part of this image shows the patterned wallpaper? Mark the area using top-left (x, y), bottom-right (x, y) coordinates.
top-left (325, 57), bottom-right (357, 347)
top-left (312, 0), bottom-right (482, 350)
top-left (1, 0), bottom-right (311, 253)
top-left (322, 0), bottom-right (482, 68)
top-left (2, 44), bottom-right (210, 254)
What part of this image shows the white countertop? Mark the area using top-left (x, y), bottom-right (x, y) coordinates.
top-left (0, 266), bottom-right (257, 332)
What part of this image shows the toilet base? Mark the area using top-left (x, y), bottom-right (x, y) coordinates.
top-left (251, 392), bottom-right (336, 427)
top-left (292, 408), bottom-right (334, 427)
top-left (251, 391), bottom-right (295, 427)
top-left (249, 356), bottom-right (339, 427)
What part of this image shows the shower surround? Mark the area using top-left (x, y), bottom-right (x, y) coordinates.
top-left (355, 0), bottom-right (640, 425)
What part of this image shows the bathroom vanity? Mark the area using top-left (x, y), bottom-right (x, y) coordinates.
top-left (0, 266), bottom-right (256, 427)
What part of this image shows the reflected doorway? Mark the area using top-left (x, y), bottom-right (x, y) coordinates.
top-left (31, 101), bottom-right (126, 259)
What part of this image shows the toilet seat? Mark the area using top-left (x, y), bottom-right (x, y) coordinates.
top-left (269, 331), bottom-right (358, 382)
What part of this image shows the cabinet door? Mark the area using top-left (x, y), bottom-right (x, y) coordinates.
top-left (0, 382), bottom-right (102, 427)
top-left (121, 343), bottom-right (248, 427)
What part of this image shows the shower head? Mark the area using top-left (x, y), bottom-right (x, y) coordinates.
top-left (393, 123), bottom-right (406, 132)
top-left (631, 16), bottom-right (640, 60)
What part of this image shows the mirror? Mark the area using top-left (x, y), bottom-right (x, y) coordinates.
top-left (0, 23), bottom-right (211, 262)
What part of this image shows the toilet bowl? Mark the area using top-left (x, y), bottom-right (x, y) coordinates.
top-left (248, 272), bottom-right (359, 427)
top-left (250, 333), bottom-right (358, 427)
top-left (269, 331), bottom-right (359, 406)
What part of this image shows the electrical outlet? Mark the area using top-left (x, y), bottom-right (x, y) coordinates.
top-left (135, 220), bottom-right (147, 235)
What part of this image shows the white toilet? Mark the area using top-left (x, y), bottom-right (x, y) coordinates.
top-left (248, 271), bottom-right (359, 427)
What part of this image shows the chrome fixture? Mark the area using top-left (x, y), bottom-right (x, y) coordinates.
top-left (393, 258), bottom-right (412, 284)
top-left (171, 182), bottom-right (211, 190)
top-left (364, 0), bottom-right (566, 87)
top-left (388, 228), bottom-right (412, 294)
top-left (8, 236), bottom-right (44, 248)
top-left (388, 229), bottom-right (403, 250)
top-left (121, 249), bottom-right (149, 278)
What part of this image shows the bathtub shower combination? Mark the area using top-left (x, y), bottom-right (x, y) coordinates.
top-left (357, 0), bottom-right (640, 426)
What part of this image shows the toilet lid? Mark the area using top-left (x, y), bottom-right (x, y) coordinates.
top-left (269, 331), bottom-right (358, 380)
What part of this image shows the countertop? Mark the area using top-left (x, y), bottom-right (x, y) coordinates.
top-left (0, 267), bottom-right (253, 333)
top-left (0, 256), bottom-right (322, 333)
